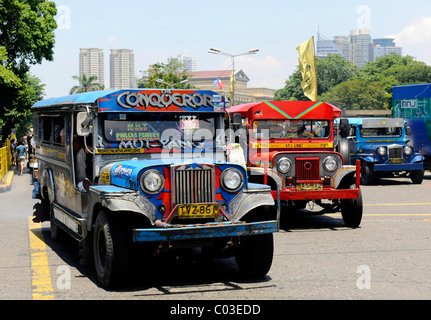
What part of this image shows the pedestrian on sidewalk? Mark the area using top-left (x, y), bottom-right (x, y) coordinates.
top-left (15, 140), bottom-right (28, 175)
top-left (10, 138), bottom-right (16, 165)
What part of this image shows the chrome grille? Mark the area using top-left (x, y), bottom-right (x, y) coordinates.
top-left (173, 165), bottom-right (214, 205)
top-left (388, 146), bottom-right (403, 159)
top-left (296, 157), bottom-right (320, 181)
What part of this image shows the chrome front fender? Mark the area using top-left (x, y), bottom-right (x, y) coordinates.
top-left (229, 183), bottom-right (275, 221)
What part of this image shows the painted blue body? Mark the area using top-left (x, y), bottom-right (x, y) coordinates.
top-left (392, 84), bottom-right (431, 170)
top-left (346, 118), bottom-right (424, 173)
top-left (31, 89), bottom-right (277, 244)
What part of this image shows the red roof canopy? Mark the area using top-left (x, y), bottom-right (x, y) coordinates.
top-left (229, 101), bottom-right (341, 120)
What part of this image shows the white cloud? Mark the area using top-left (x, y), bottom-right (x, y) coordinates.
top-left (392, 16), bottom-right (431, 65)
top-left (217, 55), bottom-right (288, 90)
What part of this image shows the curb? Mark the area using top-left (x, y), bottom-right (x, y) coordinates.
top-left (0, 170), bottom-right (14, 193)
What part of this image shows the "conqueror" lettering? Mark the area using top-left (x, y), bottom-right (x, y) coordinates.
top-left (116, 91), bottom-right (215, 110)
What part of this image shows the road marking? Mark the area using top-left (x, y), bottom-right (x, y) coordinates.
top-left (28, 216), bottom-right (54, 300)
top-left (364, 203), bottom-right (431, 206)
top-left (325, 213), bottom-right (431, 217)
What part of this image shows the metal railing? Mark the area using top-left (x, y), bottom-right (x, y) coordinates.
top-left (0, 138), bottom-right (12, 183)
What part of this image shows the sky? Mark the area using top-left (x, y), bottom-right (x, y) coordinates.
top-left (30, 0), bottom-right (431, 98)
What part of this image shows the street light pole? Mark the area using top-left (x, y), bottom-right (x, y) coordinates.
top-left (208, 48), bottom-right (259, 105)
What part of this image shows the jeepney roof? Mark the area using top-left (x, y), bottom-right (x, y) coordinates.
top-left (31, 89), bottom-right (225, 112)
top-left (31, 89), bottom-right (118, 108)
top-left (347, 117), bottom-right (405, 128)
top-left (228, 100), bottom-right (341, 120)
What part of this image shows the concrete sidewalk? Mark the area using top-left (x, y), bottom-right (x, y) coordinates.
top-left (0, 169), bottom-right (14, 193)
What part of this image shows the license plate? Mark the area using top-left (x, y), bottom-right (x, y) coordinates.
top-left (389, 158), bottom-right (403, 164)
top-left (296, 183), bottom-right (322, 191)
top-left (177, 204), bottom-right (219, 218)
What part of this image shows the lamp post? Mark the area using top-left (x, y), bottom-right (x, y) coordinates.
top-left (156, 78), bottom-right (189, 88)
top-left (208, 48), bottom-right (259, 105)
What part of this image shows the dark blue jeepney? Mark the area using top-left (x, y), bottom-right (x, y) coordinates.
top-left (345, 117), bottom-right (424, 185)
top-left (31, 89), bottom-right (278, 288)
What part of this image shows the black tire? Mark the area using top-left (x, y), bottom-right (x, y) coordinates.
top-left (93, 210), bottom-right (129, 288)
top-left (49, 203), bottom-right (65, 242)
top-left (235, 233), bottom-right (274, 278)
top-left (337, 140), bottom-right (351, 165)
top-left (410, 169), bottom-right (424, 184)
top-left (340, 184), bottom-right (363, 228)
top-left (360, 161), bottom-right (374, 185)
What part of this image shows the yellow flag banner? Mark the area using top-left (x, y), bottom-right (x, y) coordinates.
top-left (296, 37), bottom-right (317, 101)
top-left (229, 70), bottom-right (235, 103)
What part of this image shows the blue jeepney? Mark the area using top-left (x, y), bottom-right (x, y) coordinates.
top-left (31, 89), bottom-right (278, 288)
top-left (345, 117), bottom-right (424, 184)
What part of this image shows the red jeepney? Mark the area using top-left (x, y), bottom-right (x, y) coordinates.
top-left (228, 100), bottom-right (363, 228)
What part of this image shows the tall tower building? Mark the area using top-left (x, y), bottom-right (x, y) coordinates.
top-left (178, 54), bottom-right (197, 72)
top-left (348, 28), bottom-right (372, 67)
top-left (79, 48), bottom-right (105, 87)
top-left (370, 38), bottom-right (402, 62)
top-left (110, 49), bottom-right (136, 89)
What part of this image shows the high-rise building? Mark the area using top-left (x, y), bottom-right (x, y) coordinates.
top-left (370, 38), bottom-right (402, 62)
top-left (316, 34), bottom-right (343, 58)
top-left (110, 49), bottom-right (136, 89)
top-left (319, 29), bottom-right (403, 68)
top-left (349, 28), bottom-right (372, 68)
top-left (177, 55), bottom-right (197, 72)
top-left (79, 48), bottom-right (105, 87)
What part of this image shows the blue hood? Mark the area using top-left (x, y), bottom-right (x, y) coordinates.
top-left (109, 158), bottom-right (245, 190)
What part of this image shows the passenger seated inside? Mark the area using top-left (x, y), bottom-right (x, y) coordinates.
top-left (76, 137), bottom-right (93, 192)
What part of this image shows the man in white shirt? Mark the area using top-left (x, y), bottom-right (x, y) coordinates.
top-left (76, 139), bottom-right (93, 192)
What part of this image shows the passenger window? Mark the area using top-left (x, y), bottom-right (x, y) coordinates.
top-left (53, 118), bottom-right (65, 145)
top-left (42, 117), bottom-right (52, 143)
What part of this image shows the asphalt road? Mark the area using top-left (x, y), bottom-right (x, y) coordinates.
top-left (1, 169), bottom-right (430, 303)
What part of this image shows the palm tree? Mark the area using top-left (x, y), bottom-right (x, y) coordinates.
top-left (70, 74), bottom-right (104, 94)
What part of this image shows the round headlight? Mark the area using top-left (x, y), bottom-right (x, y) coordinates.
top-left (404, 146), bottom-right (412, 155)
top-left (140, 169), bottom-right (164, 195)
top-left (277, 157), bottom-right (292, 173)
top-left (377, 147), bottom-right (386, 156)
top-left (323, 156), bottom-right (338, 172)
top-left (221, 168), bottom-right (244, 192)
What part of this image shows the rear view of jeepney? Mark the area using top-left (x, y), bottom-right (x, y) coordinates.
top-left (229, 101), bottom-right (362, 228)
top-left (346, 118), bottom-right (424, 185)
top-left (31, 89), bottom-right (277, 288)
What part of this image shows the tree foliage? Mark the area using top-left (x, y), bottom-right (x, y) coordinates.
top-left (70, 74), bottom-right (104, 94)
top-left (0, 0), bottom-right (57, 141)
top-left (138, 58), bottom-right (195, 89)
top-left (275, 54), bottom-right (357, 101)
top-left (321, 79), bottom-right (388, 110)
top-left (276, 52), bottom-right (431, 111)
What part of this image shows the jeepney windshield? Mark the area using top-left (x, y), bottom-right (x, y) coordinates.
top-left (98, 112), bottom-right (218, 153)
top-left (360, 126), bottom-right (402, 138)
top-left (252, 119), bottom-right (330, 139)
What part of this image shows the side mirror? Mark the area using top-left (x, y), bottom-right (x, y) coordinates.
top-left (76, 112), bottom-right (92, 136)
top-left (406, 126), bottom-right (411, 136)
top-left (232, 113), bottom-right (242, 127)
top-left (340, 118), bottom-right (350, 138)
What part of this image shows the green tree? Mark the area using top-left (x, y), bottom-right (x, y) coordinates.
top-left (316, 54), bottom-right (357, 95)
top-left (321, 79), bottom-right (388, 110)
top-left (0, 0), bottom-right (57, 141)
top-left (0, 46), bottom-right (21, 87)
top-left (138, 58), bottom-right (195, 89)
top-left (275, 54), bottom-right (357, 101)
top-left (70, 74), bottom-right (104, 94)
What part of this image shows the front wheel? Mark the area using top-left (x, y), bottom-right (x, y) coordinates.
top-left (360, 161), bottom-right (374, 185)
top-left (410, 169), bottom-right (424, 184)
top-left (235, 233), bottom-right (274, 278)
top-left (340, 184), bottom-right (363, 228)
top-left (93, 210), bottom-right (129, 288)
